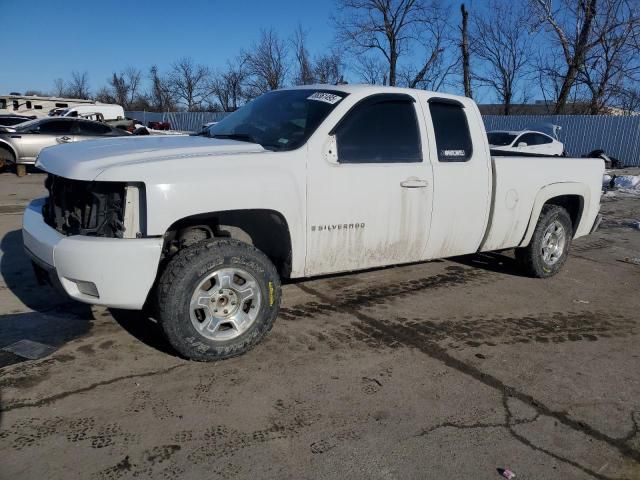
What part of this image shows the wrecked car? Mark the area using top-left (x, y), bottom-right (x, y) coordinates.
top-left (23, 85), bottom-right (604, 361)
top-left (0, 117), bottom-right (129, 175)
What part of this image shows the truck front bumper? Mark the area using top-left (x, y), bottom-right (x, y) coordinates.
top-left (23, 198), bottom-right (164, 309)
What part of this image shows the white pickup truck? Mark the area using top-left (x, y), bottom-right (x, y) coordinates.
top-left (23, 85), bottom-right (604, 361)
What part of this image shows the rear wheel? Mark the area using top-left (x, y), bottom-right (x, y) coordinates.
top-left (156, 239), bottom-right (281, 361)
top-left (516, 205), bottom-right (573, 278)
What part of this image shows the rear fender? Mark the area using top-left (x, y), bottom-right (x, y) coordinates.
top-left (519, 183), bottom-right (590, 247)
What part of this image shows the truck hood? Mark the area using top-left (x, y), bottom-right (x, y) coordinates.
top-left (36, 135), bottom-right (267, 180)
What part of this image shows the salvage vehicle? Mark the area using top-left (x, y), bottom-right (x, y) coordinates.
top-left (54, 104), bottom-right (125, 121)
top-left (23, 85), bottom-right (604, 361)
top-left (0, 117), bottom-right (129, 175)
top-left (488, 129), bottom-right (565, 156)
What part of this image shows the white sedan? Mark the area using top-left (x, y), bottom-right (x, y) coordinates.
top-left (488, 130), bottom-right (565, 156)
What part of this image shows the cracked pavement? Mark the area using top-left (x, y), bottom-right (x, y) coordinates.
top-left (0, 171), bottom-right (639, 479)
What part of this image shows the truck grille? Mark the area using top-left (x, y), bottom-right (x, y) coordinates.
top-left (43, 174), bottom-right (126, 238)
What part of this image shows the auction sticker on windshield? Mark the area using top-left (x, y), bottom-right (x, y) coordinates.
top-left (307, 92), bottom-right (343, 104)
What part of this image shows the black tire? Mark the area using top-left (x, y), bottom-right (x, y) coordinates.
top-left (0, 147), bottom-right (15, 171)
top-left (156, 239), bottom-right (281, 361)
top-left (515, 205), bottom-right (573, 278)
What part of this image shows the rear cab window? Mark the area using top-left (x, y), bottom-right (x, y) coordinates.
top-left (428, 99), bottom-right (473, 162)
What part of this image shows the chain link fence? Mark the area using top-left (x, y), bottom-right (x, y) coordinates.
top-left (126, 111), bottom-right (229, 133)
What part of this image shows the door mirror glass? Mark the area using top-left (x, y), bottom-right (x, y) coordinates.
top-left (517, 142), bottom-right (527, 147)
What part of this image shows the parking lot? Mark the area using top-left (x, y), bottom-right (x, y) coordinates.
top-left (0, 171), bottom-right (639, 479)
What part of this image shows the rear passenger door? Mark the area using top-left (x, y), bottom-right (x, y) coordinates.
top-left (306, 93), bottom-right (433, 275)
top-left (421, 98), bottom-right (492, 259)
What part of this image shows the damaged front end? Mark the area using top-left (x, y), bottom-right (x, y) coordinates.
top-left (43, 174), bottom-right (126, 238)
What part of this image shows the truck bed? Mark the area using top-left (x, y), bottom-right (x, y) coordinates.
top-left (479, 155), bottom-right (604, 252)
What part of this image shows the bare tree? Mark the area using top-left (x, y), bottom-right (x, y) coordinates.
top-left (472, 1), bottom-right (534, 114)
top-left (579, 0), bottom-right (640, 114)
top-left (24, 89), bottom-right (48, 96)
top-left (354, 55), bottom-right (388, 84)
top-left (292, 25), bottom-right (315, 85)
top-left (334, 0), bottom-right (452, 87)
top-left (210, 59), bottom-right (248, 112)
top-left (404, 3), bottom-right (453, 89)
top-left (67, 71), bottom-right (91, 99)
top-left (314, 52), bottom-right (344, 84)
top-left (169, 57), bottom-right (211, 111)
top-left (531, 0), bottom-right (599, 113)
top-left (104, 67), bottom-right (144, 109)
top-left (460, 4), bottom-right (472, 98)
top-left (94, 86), bottom-right (116, 104)
top-left (244, 28), bottom-right (289, 97)
top-left (52, 78), bottom-right (67, 97)
top-left (149, 65), bottom-right (177, 112)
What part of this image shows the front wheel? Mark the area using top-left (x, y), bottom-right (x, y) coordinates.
top-left (515, 205), bottom-right (573, 278)
top-left (156, 239), bottom-right (281, 361)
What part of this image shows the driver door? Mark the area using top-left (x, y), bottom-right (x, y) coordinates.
top-left (305, 93), bottom-right (433, 276)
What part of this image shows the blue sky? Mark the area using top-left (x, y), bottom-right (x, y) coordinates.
top-left (1, 0), bottom-right (497, 99)
top-left (1, 0), bottom-right (336, 93)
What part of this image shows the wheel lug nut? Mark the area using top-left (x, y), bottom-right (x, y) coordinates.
top-left (223, 309), bottom-right (228, 314)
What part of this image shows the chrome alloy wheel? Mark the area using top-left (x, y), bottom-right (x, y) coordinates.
top-left (541, 220), bottom-right (566, 266)
top-left (189, 267), bottom-right (262, 341)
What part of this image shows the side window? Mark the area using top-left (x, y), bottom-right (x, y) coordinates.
top-left (518, 133), bottom-right (536, 145)
top-left (37, 120), bottom-right (74, 134)
top-left (77, 121), bottom-right (111, 135)
top-left (535, 133), bottom-right (553, 144)
top-left (429, 101), bottom-right (473, 162)
top-left (336, 99), bottom-right (421, 163)
top-left (0, 99), bottom-right (6, 109)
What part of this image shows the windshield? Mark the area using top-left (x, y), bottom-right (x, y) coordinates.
top-left (487, 132), bottom-right (517, 146)
top-left (207, 89), bottom-right (348, 151)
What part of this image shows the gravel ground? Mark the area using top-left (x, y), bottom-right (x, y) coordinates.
top-left (0, 170), bottom-right (639, 480)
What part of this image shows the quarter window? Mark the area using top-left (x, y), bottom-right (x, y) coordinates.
top-left (336, 99), bottom-right (421, 163)
top-left (429, 101), bottom-right (473, 162)
top-left (518, 133), bottom-right (553, 146)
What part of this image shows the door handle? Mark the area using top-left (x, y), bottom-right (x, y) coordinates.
top-left (56, 136), bottom-right (71, 143)
top-left (400, 178), bottom-right (428, 188)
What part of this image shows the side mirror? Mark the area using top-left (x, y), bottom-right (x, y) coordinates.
top-left (323, 134), bottom-right (338, 164)
top-left (517, 142), bottom-right (528, 147)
